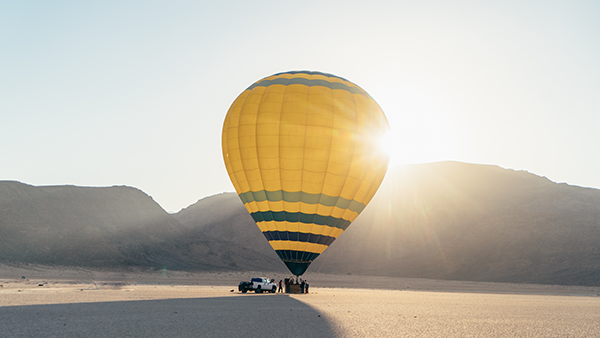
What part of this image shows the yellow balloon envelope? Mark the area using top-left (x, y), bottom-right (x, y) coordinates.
top-left (222, 71), bottom-right (389, 276)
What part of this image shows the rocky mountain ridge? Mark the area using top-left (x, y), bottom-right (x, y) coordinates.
top-left (175, 162), bottom-right (600, 286)
top-left (2, 161), bottom-right (599, 285)
top-left (0, 181), bottom-right (282, 272)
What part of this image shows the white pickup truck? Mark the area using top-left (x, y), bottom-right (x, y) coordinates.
top-left (238, 277), bottom-right (277, 293)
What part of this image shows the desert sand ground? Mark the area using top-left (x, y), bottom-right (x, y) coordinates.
top-left (1, 265), bottom-right (599, 337)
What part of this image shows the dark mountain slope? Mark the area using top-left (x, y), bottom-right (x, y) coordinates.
top-left (176, 162), bottom-right (600, 285)
top-left (0, 181), bottom-right (281, 271)
top-left (319, 162), bottom-right (600, 285)
top-left (173, 193), bottom-right (274, 257)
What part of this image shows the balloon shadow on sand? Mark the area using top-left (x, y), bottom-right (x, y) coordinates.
top-left (1, 294), bottom-right (338, 337)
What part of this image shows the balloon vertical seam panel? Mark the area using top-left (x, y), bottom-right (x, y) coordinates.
top-left (257, 83), bottom-right (284, 234)
top-left (222, 90), bottom-right (248, 207)
top-left (222, 71), bottom-right (388, 275)
top-left (226, 89), bottom-right (259, 215)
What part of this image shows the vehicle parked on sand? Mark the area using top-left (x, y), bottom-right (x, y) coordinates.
top-left (238, 277), bottom-right (277, 293)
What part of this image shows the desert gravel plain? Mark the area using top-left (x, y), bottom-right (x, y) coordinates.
top-left (1, 265), bottom-right (600, 337)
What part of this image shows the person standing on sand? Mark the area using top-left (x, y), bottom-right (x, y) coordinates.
top-left (278, 280), bottom-right (283, 293)
top-left (305, 281), bottom-right (309, 294)
top-left (301, 279), bottom-right (305, 294)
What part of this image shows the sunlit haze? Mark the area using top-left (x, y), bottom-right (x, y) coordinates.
top-left (379, 88), bottom-right (458, 166)
top-left (2, 1), bottom-right (599, 212)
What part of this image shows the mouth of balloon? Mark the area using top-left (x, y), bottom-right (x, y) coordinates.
top-left (284, 262), bottom-right (311, 276)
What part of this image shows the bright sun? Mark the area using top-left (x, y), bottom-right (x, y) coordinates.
top-left (376, 89), bottom-right (458, 167)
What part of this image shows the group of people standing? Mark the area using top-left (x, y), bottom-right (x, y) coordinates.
top-left (278, 277), bottom-right (309, 294)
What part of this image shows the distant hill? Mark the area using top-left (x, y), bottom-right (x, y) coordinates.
top-left (319, 162), bottom-right (600, 286)
top-left (3, 161), bottom-right (599, 285)
top-left (0, 181), bottom-right (282, 272)
top-left (173, 192), bottom-right (274, 258)
top-left (175, 162), bottom-right (600, 286)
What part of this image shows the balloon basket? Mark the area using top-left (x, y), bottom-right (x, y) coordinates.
top-left (288, 284), bottom-right (303, 294)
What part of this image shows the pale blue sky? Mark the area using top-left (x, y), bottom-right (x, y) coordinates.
top-left (2, 0), bottom-right (599, 212)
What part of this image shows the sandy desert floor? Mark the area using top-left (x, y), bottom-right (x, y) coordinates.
top-left (1, 265), bottom-right (599, 337)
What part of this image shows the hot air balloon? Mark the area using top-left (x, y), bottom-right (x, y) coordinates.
top-left (222, 71), bottom-right (389, 276)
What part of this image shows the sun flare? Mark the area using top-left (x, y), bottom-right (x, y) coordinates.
top-left (375, 89), bottom-right (458, 167)
top-left (379, 126), bottom-right (458, 167)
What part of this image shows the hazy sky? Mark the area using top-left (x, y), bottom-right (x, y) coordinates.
top-left (2, 1), bottom-right (599, 212)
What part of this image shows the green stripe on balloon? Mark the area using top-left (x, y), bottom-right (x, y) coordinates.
top-left (250, 210), bottom-right (352, 230)
top-left (239, 190), bottom-right (366, 214)
top-left (246, 77), bottom-right (372, 99)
